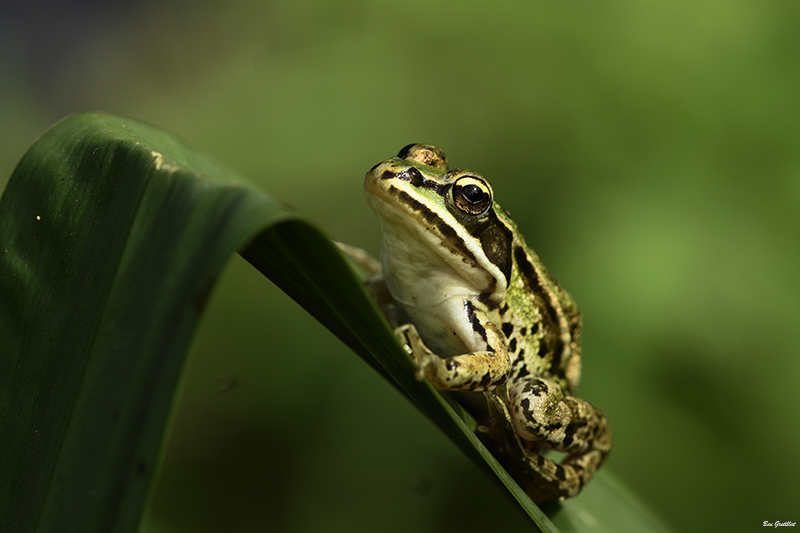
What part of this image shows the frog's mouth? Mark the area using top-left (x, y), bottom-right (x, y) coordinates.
top-left (366, 175), bottom-right (478, 269)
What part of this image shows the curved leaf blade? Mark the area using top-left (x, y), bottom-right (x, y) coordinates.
top-left (0, 113), bottom-right (295, 532)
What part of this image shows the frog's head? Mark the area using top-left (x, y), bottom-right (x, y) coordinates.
top-left (365, 144), bottom-right (512, 304)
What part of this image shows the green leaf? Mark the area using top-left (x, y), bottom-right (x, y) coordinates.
top-left (0, 113), bottom-right (670, 533)
top-left (0, 113), bottom-right (296, 532)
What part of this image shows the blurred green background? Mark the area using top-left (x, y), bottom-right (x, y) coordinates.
top-left (2, 1), bottom-right (798, 532)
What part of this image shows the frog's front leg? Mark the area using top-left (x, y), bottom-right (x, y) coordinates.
top-left (507, 378), bottom-right (612, 500)
top-left (396, 321), bottom-right (510, 392)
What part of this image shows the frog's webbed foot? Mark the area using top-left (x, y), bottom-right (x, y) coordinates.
top-left (395, 323), bottom-right (509, 392)
top-left (500, 378), bottom-right (612, 501)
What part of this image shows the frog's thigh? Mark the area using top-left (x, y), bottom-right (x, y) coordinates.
top-left (506, 379), bottom-right (611, 499)
top-left (396, 323), bottom-right (510, 392)
top-left (508, 378), bottom-right (610, 454)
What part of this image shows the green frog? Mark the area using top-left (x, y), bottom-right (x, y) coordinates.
top-left (362, 144), bottom-right (611, 502)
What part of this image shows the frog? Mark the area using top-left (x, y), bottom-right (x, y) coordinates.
top-left (361, 144), bottom-right (611, 503)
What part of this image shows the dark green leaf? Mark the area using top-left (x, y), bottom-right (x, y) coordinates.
top-left (0, 113), bottom-right (295, 532)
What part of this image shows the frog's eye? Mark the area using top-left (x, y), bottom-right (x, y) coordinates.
top-left (451, 176), bottom-right (492, 216)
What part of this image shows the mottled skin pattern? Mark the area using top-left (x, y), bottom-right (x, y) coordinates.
top-left (364, 144), bottom-right (611, 502)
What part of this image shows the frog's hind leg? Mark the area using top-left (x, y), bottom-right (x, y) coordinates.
top-left (498, 379), bottom-right (611, 501)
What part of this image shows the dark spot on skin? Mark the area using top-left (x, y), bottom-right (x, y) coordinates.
top-left (547, 422), bottom-right (563, 431)
top-left (520, 398), bottom-right (531, 413)
top-left (446, 359), bottom-right (461, 371)
top-left (477, 292), bottom-right (498, 309)
top-left (519, 327), bottom-right (527, 337)
top-left (501, 322), bottom-right (514, 337)
top-left (508, 338), bottom-right (517, 354)
top-left (479, 223), bottom-right (512, 283)
top-left (518, 349), bottom-right (525, 359)
top-left (464, 300), bottom-right (488, 344)
top-left (478, 371), bottom-right (493, 389)
top-left (500, 303), bottom-right (509, 314)
top-left (515, 365), bottom-right (530, 380)
top-left (550, 340), bottom-right (564, 372)
top-left (381, 169), bottom-right (397, 181)
top-left (554, 464), bottom-right (567, 481)
top-left (562, 421), bottom-right (587, 450)
top-left (537, 343), bottom-right (548, 357)
top-left (566, 420), bottom-right (588, 433)
top-left (525, 380), bottom-right (547, 397)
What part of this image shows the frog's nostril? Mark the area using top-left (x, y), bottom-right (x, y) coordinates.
top-left (406, 167), bottom-right (424, 186)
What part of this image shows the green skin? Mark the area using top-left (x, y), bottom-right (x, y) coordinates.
top-left (364, 144), bottom-right (611, 502)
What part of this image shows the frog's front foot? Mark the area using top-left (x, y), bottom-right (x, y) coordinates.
top-left (395, 323), bottom-right (510, 391)
top-left (395, 324), bottom-right (437, 381)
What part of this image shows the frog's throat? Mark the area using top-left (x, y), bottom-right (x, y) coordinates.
top-left (368, 191), bottom-right (508, 304)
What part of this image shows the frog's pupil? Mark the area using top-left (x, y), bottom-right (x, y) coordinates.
top-left (463, 184), bottom-right (483, 202)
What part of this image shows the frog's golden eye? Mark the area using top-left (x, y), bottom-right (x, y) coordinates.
top-left (451, 176), bottom-right (492, 216)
